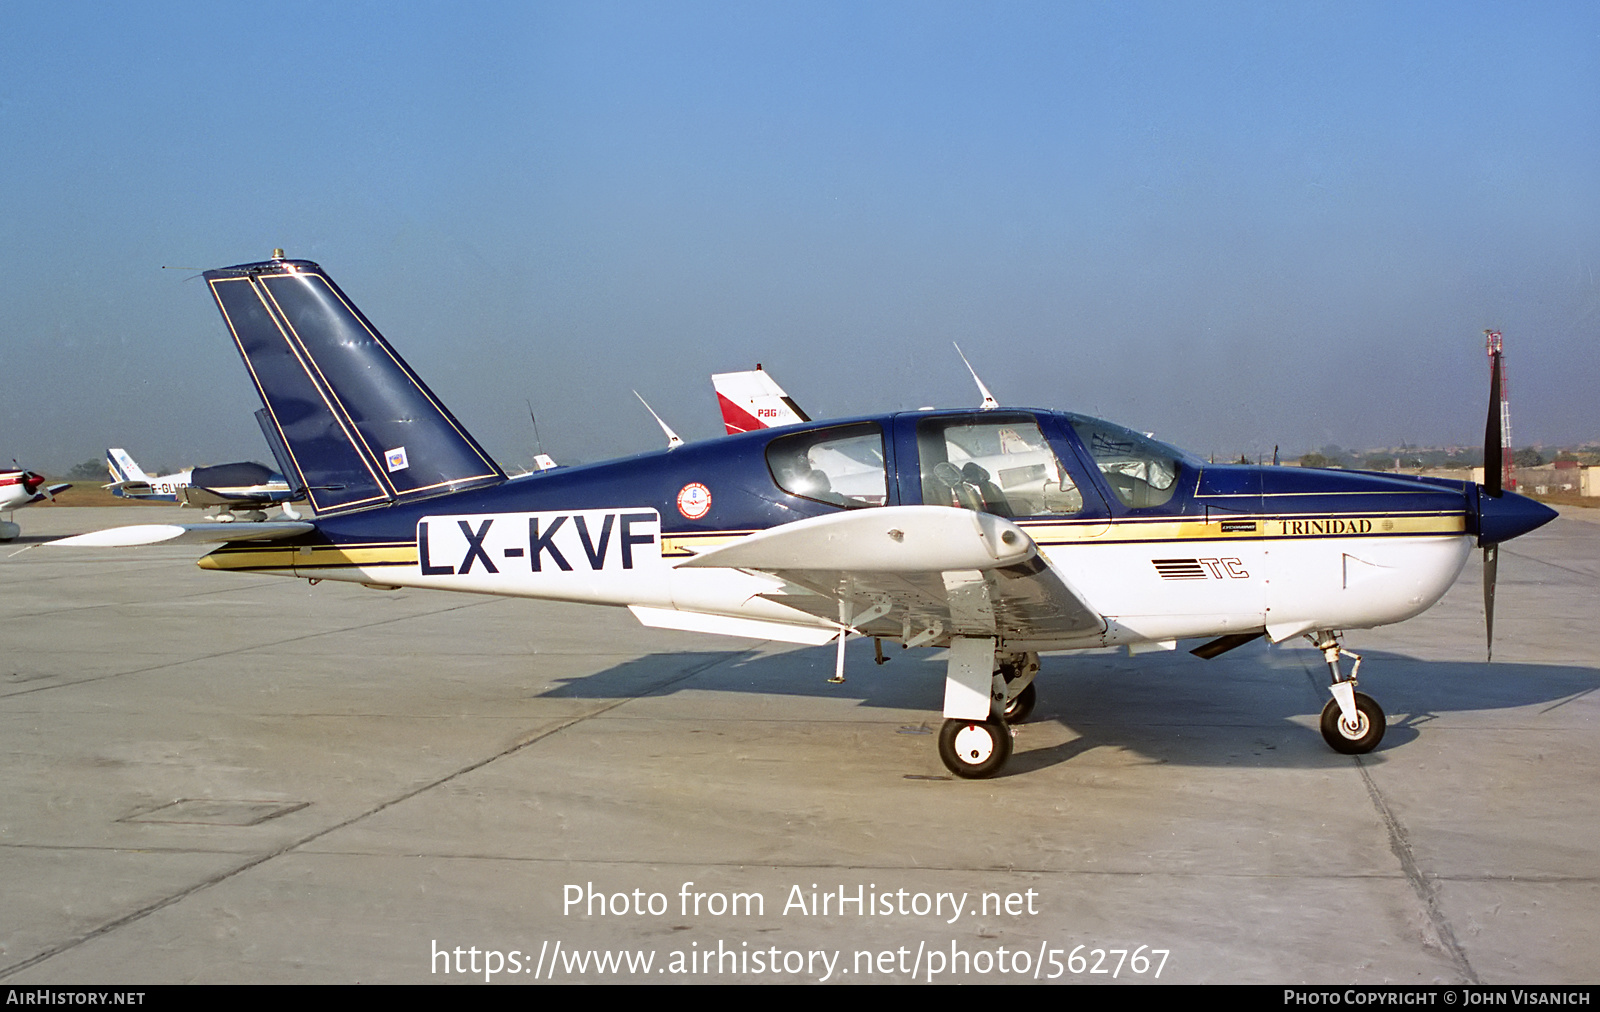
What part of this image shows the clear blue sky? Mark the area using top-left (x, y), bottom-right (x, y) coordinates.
top-left (3, 1), bottom-right (1596, 472)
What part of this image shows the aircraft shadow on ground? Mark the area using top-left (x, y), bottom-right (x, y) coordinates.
top-left (538, 640), bottom-right (1600, 772)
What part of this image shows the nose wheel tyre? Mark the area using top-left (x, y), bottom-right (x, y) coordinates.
top-left (938, 716), bottom-right (1013, 778)
top-left (1319, 692), bottom-right (1385, 754)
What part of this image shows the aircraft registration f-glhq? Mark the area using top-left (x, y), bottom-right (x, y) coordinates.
top-left (53, 255), bottom-right (1557, 778)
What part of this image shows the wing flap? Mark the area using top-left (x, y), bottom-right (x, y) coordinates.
top-left (752, 563), bottom-right (1101, 641)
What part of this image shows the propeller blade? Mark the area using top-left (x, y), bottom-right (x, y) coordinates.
top-left (1483, 543), bottom-right (1498, 662)
top-left (1484, 348), bottom-right (1503, 498)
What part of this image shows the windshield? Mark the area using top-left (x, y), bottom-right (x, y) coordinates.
top-left (1064, 414), bottom-right (1196, 509)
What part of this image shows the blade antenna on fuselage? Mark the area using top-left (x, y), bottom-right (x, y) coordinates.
top-left (634, 391), bottom-right (684, 449)
top-left (527, 400), bottom-right (546, 459)
top-left (953, 343), bottom-right (998, 410)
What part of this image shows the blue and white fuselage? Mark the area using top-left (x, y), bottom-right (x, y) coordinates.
top-left (198, 414), bottom-right (1509, 652)
top-left (56, 257), bottom-right (1557, 777)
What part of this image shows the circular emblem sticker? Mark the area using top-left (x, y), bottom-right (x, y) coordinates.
top-left (677, 482), bottom-right (712, 520)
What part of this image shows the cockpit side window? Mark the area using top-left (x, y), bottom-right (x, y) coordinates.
top-left (917, 415), bottom-right (1085, 517)
top-left (765, 423), bottom-right (886, 508)
top-left (1066, 416), bottom-right (1187, 509)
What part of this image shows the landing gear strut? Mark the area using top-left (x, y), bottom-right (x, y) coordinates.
top-left (936, 639), bottom-right (1037, 778)
top-left (1309, 631), bottom-right (1385, 754)
top-left (996, 651), bottom-right (1039, 724)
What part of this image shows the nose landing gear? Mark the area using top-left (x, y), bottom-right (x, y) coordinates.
top-left (1309, 632), bottom-right (1385, 754)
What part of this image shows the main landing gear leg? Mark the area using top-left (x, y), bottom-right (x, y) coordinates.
top-left (996, 650), bottom-right (1039, 724)
top-left (937, 637), bottom-right (1012, 778)
top-left (1309, 631), bottom-right (1385, 754)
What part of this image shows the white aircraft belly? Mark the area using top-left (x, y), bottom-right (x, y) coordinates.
top-left (1265, 534), bottom-right (1472, 632)
top-left (1044, 532), bottom-right (1473, 644)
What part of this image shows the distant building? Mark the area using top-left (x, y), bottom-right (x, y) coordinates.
top-left (1468, 465), bottom-right (1600, 496)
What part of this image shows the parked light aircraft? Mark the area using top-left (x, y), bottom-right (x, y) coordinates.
top-left (52, 255), bottom-right (1558, 778)
top-left (0, 467), bottom-right (69, 540)
top-left (106, 448), bottom-right (302, 518)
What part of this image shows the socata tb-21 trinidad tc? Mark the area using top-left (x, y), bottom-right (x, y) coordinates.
top-left (53, 254), bottom-right (1557, 778)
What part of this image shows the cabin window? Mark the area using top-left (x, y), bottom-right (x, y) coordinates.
top-left (1066, 417), bottom-right (1184, 508)
top-left (917, 415), bottom-right (1084, 517)
top-left (765, 423), bottom-right (886, 508)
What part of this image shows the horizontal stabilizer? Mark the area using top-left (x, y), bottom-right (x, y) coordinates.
top-left (103, 481), bottom-right (154, 495)
top-left (47, 522), bottom-right (312, 548)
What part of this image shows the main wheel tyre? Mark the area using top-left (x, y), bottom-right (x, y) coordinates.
top-left (938, 717), bottom-right (1013, 778)
top-left (1001, 682), bottom-right (1037, 724)
top-left (1319, 692), bottom-right (1386, 754)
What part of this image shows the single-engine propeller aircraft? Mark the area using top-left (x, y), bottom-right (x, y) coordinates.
top-left (105, 447), bottom-right (303, 519)
top-left (52, 255), bottom-right (1558, 777)
top-left (0, 466), bottom-right (69, 540)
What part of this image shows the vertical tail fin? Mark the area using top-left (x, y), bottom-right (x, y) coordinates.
top-left (712, 366), bottom-right (810, 434)
top-left (204, 258), bottom-right (505, 515)
top-left (106, 449), bottom-right (149, 484)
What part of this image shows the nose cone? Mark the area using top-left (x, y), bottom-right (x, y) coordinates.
top-left (1476, 488), bottom-right (1558, 546)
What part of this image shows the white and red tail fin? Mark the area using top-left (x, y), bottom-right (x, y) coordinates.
top-left (712, 366), bottom-right (810, 434)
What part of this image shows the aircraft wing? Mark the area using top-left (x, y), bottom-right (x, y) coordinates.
top-left (46, 522), bottom-right (313, 548)
top-left (678, 506), bottom-right (1103, 641)
top-left (176, 486), bottom-right (297, 509)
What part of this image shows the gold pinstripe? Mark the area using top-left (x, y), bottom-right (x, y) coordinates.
top-left (197, 512), bottom-right (1467, 573)
top-left (1019, 512), bottom-right (1465, 544)
top-left (198, 543), bottom-right (417, 571)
